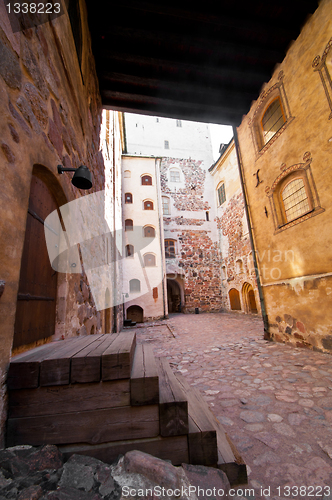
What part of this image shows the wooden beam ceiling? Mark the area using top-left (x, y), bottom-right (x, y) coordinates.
top-left (85, 0), bottom-right (318, 125)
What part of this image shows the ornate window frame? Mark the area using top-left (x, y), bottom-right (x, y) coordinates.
top-left (249, 71), bottom-right (294, 158)
top-left (312, 36), bottom-right (332, 120)
top-left (265, 152), bottom-right (324, 234)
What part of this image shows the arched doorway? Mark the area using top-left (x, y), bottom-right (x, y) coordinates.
top-left (229, 288), bottom-right (241, 310)
top-left (127, 305), bottom-right (144, 323)
top-left (242, 282), bottom-right (258, 313)
top-left (167, 279), bottom-right (181, 313)
top-left (13, 174), bottom-right (59, 349)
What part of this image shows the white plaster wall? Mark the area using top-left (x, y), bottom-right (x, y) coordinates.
top-left (121, 155), bottom-right (166, 320)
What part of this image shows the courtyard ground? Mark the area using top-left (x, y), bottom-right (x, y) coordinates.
top-left (134, 312), bottom-right (332, 500)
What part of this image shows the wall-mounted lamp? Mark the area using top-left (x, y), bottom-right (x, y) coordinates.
top-left (57, 165), bottom-right (92, 190)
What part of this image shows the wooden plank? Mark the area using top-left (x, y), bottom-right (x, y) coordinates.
top-left (155, 357), bottom-right (188, 437)
top-left (7, 338), bottom-right (83, 390)
top-left (8, 380), bottom-right (130, 418)
top-left (6, 404), bottom-right (159, 447)
top-left (131, 344), bottom-right (159, 405)
top-left (71, 334), bottom-right (119, 383)
top-left (102, 331), bottom-right (136, 380)
top-left (40, 334), bottom-right (104, 387)
top-left (59, 435), bottom-right (189, 466)
top-left (174, 372), bottom-right (247, 486)
top-left (188, 414), bottom-right (218, 466)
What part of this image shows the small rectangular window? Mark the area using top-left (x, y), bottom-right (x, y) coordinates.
top-left (164, 140), bottom-right (169, 149)
top-left (206, 211), bottom-right (209, 221)
top-left (176, 120), bottom-right (182, 127)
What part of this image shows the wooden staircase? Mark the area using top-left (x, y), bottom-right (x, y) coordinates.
top-left (6, 332), bottom-right (247, 486)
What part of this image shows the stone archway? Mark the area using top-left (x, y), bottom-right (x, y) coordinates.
top-left (127, 305), bottom-right (144, 323)
top-left (242, 282), bottom-right (258, 314)
top-left (167, 279), bottom-right (182, 313)
top-left (229, 288), bottom-right (241, 311)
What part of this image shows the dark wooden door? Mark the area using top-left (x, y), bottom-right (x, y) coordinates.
top-left (13, 175), bottom-right (58, 349)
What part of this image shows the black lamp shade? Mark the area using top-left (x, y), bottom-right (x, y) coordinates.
top-left (72, 165), bottom-right (92, 190)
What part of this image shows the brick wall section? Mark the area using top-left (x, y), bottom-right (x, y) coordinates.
top-left (161, 157), bottom-right (222, 313)
top-left (178, 230), bottom-right (223, 312)
top-left (161, 158), bottom-right (211, 211)
top-left (0, 4), bottom-right (108, 443)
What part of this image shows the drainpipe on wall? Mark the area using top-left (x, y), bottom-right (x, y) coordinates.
top-left (155, 157), bottom-right (167, 319)
top-left (232, 126), bottom-right (270, 337)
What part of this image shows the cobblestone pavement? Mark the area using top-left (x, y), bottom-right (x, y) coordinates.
top-left (134, 312), bottom-right (332, 500)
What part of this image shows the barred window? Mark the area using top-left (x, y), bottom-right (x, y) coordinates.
top-left (261, 98), bottom-right (285, 145)
top-left (217, 183), bottom-right (226, 206)
top-left (281, 178), bottom-right (310, 222)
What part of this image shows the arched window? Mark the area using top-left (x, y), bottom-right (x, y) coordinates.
top-left (281, 178), bottom-right (310, 222)
top-left (165, 239), bottom-right (176, 259)
top-left (125, 193), bottom-right (132, 204)
top-left (143, 200), bottom-right (153, 210)
top-left (125, 219), bottom-right (133, 231)
top-left (162, 196), bottom-right (170, 215)
top-left (129, 279), bottom-right (140, 293)
top-left (141, 175), bottom-right (152, 185)
top-left (144, 253), bottom-right (156, 266)
top-left (124, 170), bottom-right (131, 178)
top-left (170, 169), bottom-right (180, 182)
top-left (144, 226), bottom-right (155, 237)
top-left (125, 244), bottom-right (134, 257)
top-left (261, 97), bottom-right (285, 145)
top-left (217, 183), bottom-right (226, 206)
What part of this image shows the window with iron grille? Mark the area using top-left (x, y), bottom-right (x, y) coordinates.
top-left (281, 178), bottom-right (310, 222)
top-left (217, 183), bottom-right (226, 206)
top-left (261, 97), bottom-right (285, 145)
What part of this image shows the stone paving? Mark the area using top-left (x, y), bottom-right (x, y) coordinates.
top-left (134, 312), bottom-right (332, 500)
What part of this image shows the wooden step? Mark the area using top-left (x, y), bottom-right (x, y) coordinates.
top-left (174, 372), bottom-right (247, 486)
top-left (130, 344), bottom-right (159, 405)
top-left (7, 332), bottom-right (136, 390)
top-left (7, 404), bottom-right (159, 447)
top-left (59, 434), bottom-right (189, 466)
top-left (155, 357), bottom-right (188, 437)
